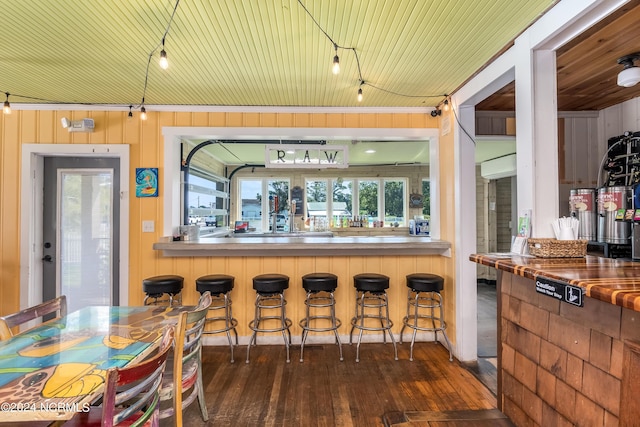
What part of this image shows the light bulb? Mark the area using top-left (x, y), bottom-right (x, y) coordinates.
top-left (140, 106), bottom-right (147, 121)
top-left (357, 88), bottom-right (363, 102)
top-left (443, 99), bottom-right (449, 111)
top-left (332, 55), bottom-right (340, 75)
top-left (127, 105), bottom-right (133, 119)
top-left (159, 49), bottom-right (168, 70)
top-left (3, 93), bottom-right (11, 114)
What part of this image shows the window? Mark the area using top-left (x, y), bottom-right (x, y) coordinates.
top-left (238, 178), bottom-right (289, 232)
top-left (305, 177), bottom-right (407, 227)
top-left (185, 168), bottom-right (229, 237)
top-left (358, 180), bottom-right (378, 219)
top-left (384, 179), bottom-right (406, 226)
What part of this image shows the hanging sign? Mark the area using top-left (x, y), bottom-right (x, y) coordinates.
top-left (265, 144), bottom-right (348, 168)
top-left (535, 275), bottom-right (584, 307)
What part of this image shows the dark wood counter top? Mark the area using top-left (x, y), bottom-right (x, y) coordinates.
top-left (154, 235), bottom-right (451, 257)
top-left (470, 253), bottom-right (640, 312)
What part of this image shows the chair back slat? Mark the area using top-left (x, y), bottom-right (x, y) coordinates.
top-left (160, 291), bottom-right (212, 426)
top-left (107, 326), bottom-right (174, 426)
top-left (0, 295), bottom-right (67, 340)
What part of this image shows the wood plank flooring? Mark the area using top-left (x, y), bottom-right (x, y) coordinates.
top-left (171, 341), bottom-right (499, 427)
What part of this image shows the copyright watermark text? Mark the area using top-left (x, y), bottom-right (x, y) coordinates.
top-left (1, 401), bottom-right (90, 413)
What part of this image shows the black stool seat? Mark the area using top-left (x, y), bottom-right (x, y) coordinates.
top-left (406, 273), bottom-right (444, 293)
top-left (196, 274), bottom-right (234, 295)
top-left (302, 273), bottom-right (338, 292)
top-left (142, 275), bottom-right (184, 295)
top-left (253, 274), bottom-right (289, 294)
top-left (353, 273), bottom-right (389, 293)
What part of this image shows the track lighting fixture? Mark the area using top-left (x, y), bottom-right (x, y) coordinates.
top-left (430, 108), bottom-right (442, 117)
top-left (128, 105), bottom-right (133, 119)
top-left (332, 44), bottom-right (340, 75)
top-left (3, 92), bottom-right (11, 114)
top-left (617, 52), bottom-right (640, 87)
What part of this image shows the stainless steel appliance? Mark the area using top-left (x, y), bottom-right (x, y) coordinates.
top-left (597, 186), bottom-right (632, 244)
top-left (569, 188), bottom-right (596, 240)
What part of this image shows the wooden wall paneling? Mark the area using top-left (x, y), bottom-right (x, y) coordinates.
top-left (310, 113), bottom-right (328, 128)
top-left (621, 97), bottom-right (640, 132)
top-left (617, 340), bottom-right (640, 425)
top-left (207, 112), bottom-right (224, 126)
top-left (37, 110), bottom-right (56, 144)
top-left (0, 109), bottom-right (457, 346)
top-left (359, 114), bottom-right (377, 128)
top-left (292, 113), bottom-right (310, 127)
top-left (559, 117), bottom-right (567, 183)
top-left (0, 113), bottom-right (20, 317)
top-left (328, 113), bottom-right (345, 127)
top-left (259, 112), bottom-right (277, 127)
top-left (243, 112), bottom-right (261, 127)
top-left (226, 112), bottom-right (243, 127)
top-left (18, 110), bottom-right (37, 142)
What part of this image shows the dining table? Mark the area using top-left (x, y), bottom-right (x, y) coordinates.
top-left (0, 305), bottom-right (187, 423)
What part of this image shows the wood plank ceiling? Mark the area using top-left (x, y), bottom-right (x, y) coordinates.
top-left (477, 0), bottom-right (640, 112)
top-left (0, 0), bottom-right (556, 109)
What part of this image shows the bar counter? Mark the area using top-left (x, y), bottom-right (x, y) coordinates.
top-left (153, 234), bottom-right (452, 257)
top-left (469, 253), bottom-right (640, 426)
top-left (149, 233), bottom-right (455, 361)
top-left (469, 253), bottom-right (640, 311)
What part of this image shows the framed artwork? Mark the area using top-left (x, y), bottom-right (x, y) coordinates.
top-left (135, 168), bottom-right (158, 197)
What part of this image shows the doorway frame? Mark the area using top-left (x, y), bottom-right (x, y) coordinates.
top-left (20, 144), bottom-right (130, 310)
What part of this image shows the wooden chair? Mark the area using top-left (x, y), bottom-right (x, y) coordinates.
top-left (66, 325), bottom-right (175, 427)
top-left (0, 295), bottom-right (67, 340)
top-left (159, 291), bottom-right (212, 426)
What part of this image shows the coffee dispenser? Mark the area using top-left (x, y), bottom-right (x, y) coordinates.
top-left (597, 186), bottom-right (632, 244)
top-left (569, 188), bottom-right (596, 240)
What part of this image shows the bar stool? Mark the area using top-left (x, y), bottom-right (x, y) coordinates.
top-left (299, 273), bottom-right (343, 362)
top-left (196, 274), bottom-right (239, 363)
top-left (142, 275), bottom-right (183, 306)
top-left (246, 273), bottom-right (293, 363)
top-left (400, 273), bottom-right (453, 361)
top-left (349, 273), bottom-right (398, 362)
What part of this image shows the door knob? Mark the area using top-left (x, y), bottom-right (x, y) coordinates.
top-left (42, 255), bottom-right (53, 262)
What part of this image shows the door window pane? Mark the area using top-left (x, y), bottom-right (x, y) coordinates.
top-left (60, 170), bottom-right (112, 312)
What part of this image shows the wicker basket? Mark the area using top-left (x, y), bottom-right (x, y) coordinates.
top-left (527, 238), bottom-right (588, 258)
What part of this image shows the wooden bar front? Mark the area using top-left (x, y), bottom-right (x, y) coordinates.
top-left (470, 254), bottom-right (640, 426)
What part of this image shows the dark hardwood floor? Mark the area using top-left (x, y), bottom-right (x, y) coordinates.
top-left (171, 341), bottom-right (498, 427)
